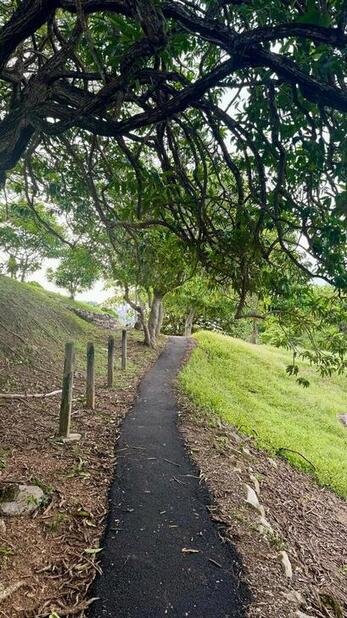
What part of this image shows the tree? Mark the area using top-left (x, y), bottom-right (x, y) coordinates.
top-left (0, 2), bottom-right (345, 292)
top-left (0, 201), bottom-right (62, 281)
top-left (163, 274), bottom-right (254, 339)
top-left (111, 228), bottom-right (194, 347)
top-left (0, 1), bottom-right (346, 186)
top-left (261, 283), bottom-right (347, 381)
top-left (47, 246), bottom-right (100, 299)
top-left (2, 0), bottom-right (345, 362)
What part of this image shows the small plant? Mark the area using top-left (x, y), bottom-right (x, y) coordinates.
top-left (266, 530), bottom-right (287, 551)
top-left (0, 545), bottom-right (14, 561)
top-left (26, 495), bottom-right (41, 508)
top-left (46, 512), bottom-right (69, 533)
top-left (67, 457), bottom-right (90, 479)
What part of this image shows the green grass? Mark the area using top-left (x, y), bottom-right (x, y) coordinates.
top-left (0, 275), bottom-right (147, 390)
top-left (180, 331), bottom-right (347, 498)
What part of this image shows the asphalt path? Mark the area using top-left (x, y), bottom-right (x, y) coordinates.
top-left (90, 337), bottom-right (250, 617)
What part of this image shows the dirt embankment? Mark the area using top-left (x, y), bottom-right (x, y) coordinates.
top-left (179, 398), bottom-right (347, 618)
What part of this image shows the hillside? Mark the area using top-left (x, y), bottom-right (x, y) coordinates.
top-left (180, 331), bottom-right (347, 498)
top-left (0, 276), bottom-right (116, 391)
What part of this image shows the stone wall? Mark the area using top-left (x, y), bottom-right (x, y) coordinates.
top-left (73, 308), bottom-right (121, 330)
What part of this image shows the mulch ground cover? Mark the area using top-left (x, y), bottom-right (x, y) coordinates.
top-left (0, 332), bottom-right (162, 617)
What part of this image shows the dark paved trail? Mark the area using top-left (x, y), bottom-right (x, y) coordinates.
top-left (90, 337), bottom-right (250, 617)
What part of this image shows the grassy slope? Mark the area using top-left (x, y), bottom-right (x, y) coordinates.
top-left (0, 275), bottom-right (140, 391)
top-left (180, 331), bottom-right (347, 498)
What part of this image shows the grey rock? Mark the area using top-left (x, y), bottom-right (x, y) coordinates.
top-left (0, 484), bottom-right (44, 516)
top-left (279, 550), bottom-right (293, 579)
top-left (250, 473), bottom-right (260, 494)
top-left (245, 484), bottom-right (265, 517)
top-left (258, 515), bottom-right (274, 535)
top-left (283, 590), bottom-right (304, 605)
top-left (72, 308), bottom-right (121, 330)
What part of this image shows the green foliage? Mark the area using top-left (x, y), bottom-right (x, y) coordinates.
top-left (0, 201), bottom-right (62, 281)
top-left (111, 228), bottom-right (193, 298)
top-left (163, 275), bottom-right (253, 339)
top-left (47, 246), bottom-right (100, 299)
top-left (261, 284), bottom-right (347, 378)
top-left (180, 331), bottom-right (347, 498)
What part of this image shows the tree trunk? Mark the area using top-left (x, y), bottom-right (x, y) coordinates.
top-left (20, 256), bottom-right (29, 282)
top-left (69, 283), bottom-right (77, 301)
top-left (20, 267), bottom-right (28, 282)
top-left (184, 309), bottom-right (195, 337)
top-left (124, 285), bottom-right (151, 347)
top-left (250, 317), bottom-right (258, 344)
top-left (148, 292), bottom-right (163, 347)
top-left (142, 319), bottom-right (151, 347)
top-left (155, 300), bottom-right (164, 339)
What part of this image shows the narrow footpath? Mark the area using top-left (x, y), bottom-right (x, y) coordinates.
top-left (90, 337), bottom-right (250, 617)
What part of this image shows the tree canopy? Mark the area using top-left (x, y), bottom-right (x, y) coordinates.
top-left (1, 1), bottom-right (346, 290)
top-left (0, 0), bottom-right (346, 357)
top-left (0, 200), bottom-right (62, 280)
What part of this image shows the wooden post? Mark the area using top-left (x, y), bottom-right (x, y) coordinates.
top-left (107, 335), bottom-right (115, 387)
top-left (59, 342), bottom-right (75, 437)
top-left (121, 329), bottom-right (127, 370)
top-left (86, 342), bottom-right (95, 409)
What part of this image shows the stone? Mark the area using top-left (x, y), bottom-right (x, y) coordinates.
top-left (0, 484), bottom-right (44, 516)
top-left (250, 473), bottom-right (260, 494)
top-left (258, 515), bottom-right (273, 534)
top-left (337, 413), bottom-right (347, 427)
top-left (60, 432), bottom-right (81, 443)
top-left (283, 590), bottom-right (304, 605)
top-left (0, 518), bottom-right (6, 533)
top-left (279, 550), bottom-right (293, 579)
top-left (296, 612), bottom-right (315, 618)
top-left (245, 484), bottom-right (263, 514)
top-left (267, 457), bottom-right (278, 468)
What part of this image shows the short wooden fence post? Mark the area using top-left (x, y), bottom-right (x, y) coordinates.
top-left (59, 342), bottom-right (75, 438)
top-left (121, 329), bottom-right (127, 371)
top-left (86, 342), bottom-right (95, 409)
top-left (107, 335), bottom-right (115, 387)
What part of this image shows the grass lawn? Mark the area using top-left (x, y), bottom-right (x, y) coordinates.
top-left (180, 331), bottom-right (347, 498)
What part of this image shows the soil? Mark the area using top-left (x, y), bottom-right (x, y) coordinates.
top-left (178, 396), bottom-right (347, 618)
top-left (0, 331), bottom-right (163, 617)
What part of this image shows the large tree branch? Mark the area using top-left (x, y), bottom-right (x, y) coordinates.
top-left (0, 0), bottom-right (59, 71)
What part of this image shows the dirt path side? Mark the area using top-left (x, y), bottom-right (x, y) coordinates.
top-left (0, 333), bottom-right (161, 617)
top-left (179, 399), bottom-right (347, 618)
